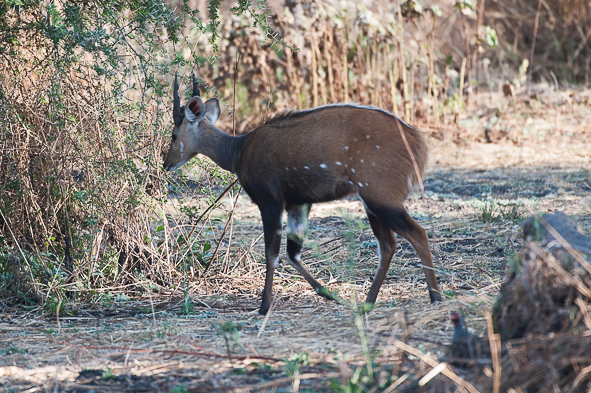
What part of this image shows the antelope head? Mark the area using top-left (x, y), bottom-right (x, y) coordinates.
top-left (163, 73), bottom-right (220, 171)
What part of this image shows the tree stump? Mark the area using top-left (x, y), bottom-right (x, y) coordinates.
top-left (493, 211), bottom-right (591, 340)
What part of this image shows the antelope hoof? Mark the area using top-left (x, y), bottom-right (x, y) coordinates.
top-left (316, 286), bottom-right (339, 302)
top-left (258, 306), bottom-right (269, 315)
top-left (258, 302), bottom-right (270, 315)
top-left (429, 289), bottom-right (442, 303)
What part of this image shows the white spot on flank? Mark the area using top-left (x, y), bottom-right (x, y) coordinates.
top-left (365, 183), bottom-right (369, 186)
top-left (360, 159), bottom-right (364, 163)
top-left (344, 146), bottom-right (349, 151)
top-left (179, 142), bottom-right (184, 153)
top-left (304, 166), bottom-right (310, 170)
top-left (344, 164), bottom-right (348, 168)
top-left (372, 162), bottom-right (376, 166)
top-left (351, 168), bottom-right (355, 173)
top-left (336, 161), bottom-right (342, 166)
top-left (285, 167), bottom-right (289, 171)
top-left (180, 153), bottom-right (184, 159)
top-left (293, 167), bottom-right (298, 171)
top-left (358, 182), bottom-right (363, 187)
top-left (353, 138), bottom-right (358, 142)
top-left (376, 145), bottom-right (380, 149)
top-left (366, 135), bottom-right (370, 139)
top-left (320, 163), bottom-right (328, 169)
top-left (349, 180), bottom-right (354, 185)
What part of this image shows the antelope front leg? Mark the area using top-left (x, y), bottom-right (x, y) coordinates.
top-left (259, 203), bottom-right (284, 315)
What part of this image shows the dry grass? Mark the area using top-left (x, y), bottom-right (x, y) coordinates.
top-left (2, 1), bottom-right (591, 390)
top-left (1, 87), bottom-right (590, 391)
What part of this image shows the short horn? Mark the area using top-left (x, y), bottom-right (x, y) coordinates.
top-left (192, 72), bottom-right (200, 97)
top-left (173, 73), bottom-right (184, 127)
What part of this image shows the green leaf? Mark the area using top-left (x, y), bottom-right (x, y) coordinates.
top-left (430, 5), bottom-right (442, 16)
top-left (484, 26), bottom-right (498, 48)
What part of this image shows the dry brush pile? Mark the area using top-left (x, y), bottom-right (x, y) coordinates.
top-left (488, 212), bottom-right (591, 392)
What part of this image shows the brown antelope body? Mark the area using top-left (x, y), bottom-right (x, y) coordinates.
top-left (164, 75), bottom-right (441, 315)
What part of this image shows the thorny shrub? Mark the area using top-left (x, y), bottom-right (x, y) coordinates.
top-left (0, 0), bottom-right (285, 308)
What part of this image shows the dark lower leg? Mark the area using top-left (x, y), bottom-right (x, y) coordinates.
top-left (286, 239), bottom-right (336, 300)
top-left (260, 258), bottom-right (276, 315)
top-left (362, 201), bottom-right (441, 303)
top-left (365, 214), bottom-right (397, 304)
top-left (395, 214), bottom-right (441, 302)
top-left (259, 204), bottom-right (284, 315)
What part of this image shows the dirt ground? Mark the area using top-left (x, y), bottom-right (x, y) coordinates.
top-left (1, 89), bottom-right (590, 392)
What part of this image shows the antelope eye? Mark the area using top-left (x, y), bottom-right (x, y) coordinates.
top-left (171, 134), bottom-right (177, 142)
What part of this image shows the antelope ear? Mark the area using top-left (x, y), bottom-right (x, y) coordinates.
top-left (204, 98), bottom-right (220, 124)
top-left (185, 97), bottom-right (206, 123)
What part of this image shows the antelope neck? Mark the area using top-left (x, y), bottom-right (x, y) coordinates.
top-left (201, 126), bottom-right (247, 173)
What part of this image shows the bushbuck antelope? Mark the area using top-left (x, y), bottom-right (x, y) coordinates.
top-left (164, 74), bottom-right (441, 315)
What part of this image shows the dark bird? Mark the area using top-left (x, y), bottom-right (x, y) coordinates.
top-left (448, 312), bottom-right (491, 368)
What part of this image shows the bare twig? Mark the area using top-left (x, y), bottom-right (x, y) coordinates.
top-left (527, 0), bottom-right (543, 94)
top-left (391, 339), bottom-right (481, 393)
top-left (394, 118), bottom-right (426, 201)
top-left (177, 178), bottom-right (240, 267)
top-left (257, 297), bottom-right (274, 338)
top-left (232, 53), bottom-right (241, 137)
top-left (486, 311), bottom-right (501, 393)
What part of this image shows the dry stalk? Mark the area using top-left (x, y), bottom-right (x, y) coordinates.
top-left (342, 40), bottom-right (348, 102)
top-left (459, 57), bottom-right (467, 119)
top-left (475, 0), bottom-right (486, 94)
top-left (178, 178), bottom-right (239, 271)
top-left (575, 297), bottom-right (591, 331)
top-left (396, 2), bottom-right (410, 122)
top-left (486, 311), bottom-right (502, 393)
top-left (221, 188), bottom-right (241, 274)
top-left (527, 0), bottom-right (543, 95)
top-left (311, 34), bottom-right (319, 107)
top-left (460, 9), bottom-right (472, 88)
top-left (324, 34), bottom-right (336, 102)
top-left (257, 296), bottom-right (275, 338)
top-left (228, 232), bottom-right (264, 275)
top-left (391, 339), bottom-right (481, 393)
top-left (232, 52), bottom-right (241, 137)
top-left (394, 118), bottom-right (426, 201)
